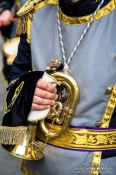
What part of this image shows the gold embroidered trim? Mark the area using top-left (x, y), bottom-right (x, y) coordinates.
top-left (27, 0), bottom-right (53, 42)
top-left (17, 0), bottom-right (116, 39)
top-left (60, 0), bottom-right (116, 25)
top-left (17, 0), bottom-right (42, 17)
top-left (91, 152), bottom-right (102, 175)
top-left (27, 13), bottom-right (33, 43)
top-left (17, 0), bottom-right (58, 17)
top-left (4, 81), bottom-right (24, 114)
top-left (37, 125), bottom-right (116, 150)
top-left (101, 84), bottom-right (116, 128)
top-left (46, 0), bottom-right (58, 4)
top-left (0, 126), bottom-right (27, 145)
top-left (16, 16), bottom-right (28, 36)
top-left (91, 84), bottom-right (116, 175)
top-left (32, 0), bottom-right (116, 25)
top-left (33, 1), bottom-right (46, 12)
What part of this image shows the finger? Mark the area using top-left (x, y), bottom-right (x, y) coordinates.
top-left (37, 79), bottom-right (57, 93)
top-left (35, 88), bottom-right (57, 100)
top-left (2, 20), bottom-right (11, 26)
top-left (33, 96), bottom-right (55, 105)
top-left (31, 103), bottom-right (50, 110)
top-left (11, 17), bottom-right (17, 22)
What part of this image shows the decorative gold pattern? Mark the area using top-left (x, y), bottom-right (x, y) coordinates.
top-left (60, 0), bottom-right (116, 25)
top-left (27, 13), bottom-right (33, 43)
top-left (101, 84), bottom-right (116, 128)
top-left (91, 84), bottom-right (116, 175)
top-left (16, 0), bottom-right (116, 39)
top-left (17, 0), bottom-right (42, 17)
top-left (32, 0), bottom-right (116, 25)
top-left (4, 81), bottom-right (24, 114)
top-left (46, 0), bottom-right (58, 4)
top-left (91, 152), bottom-right (102, 175)
top-left (34, 1), bottom-right (48, 12)
top-left (16, 15), bottom-right (28, 36)
top-left (17, 0), bottom-right (47, 40)
top-left (27, 0), bottom-right (50, 42)
top-left (17, 0), bottom-right (58, 17)
top-left (0, 126), bottom-right (27, 145)
top-left (37, 124), bottom-right (116, 150)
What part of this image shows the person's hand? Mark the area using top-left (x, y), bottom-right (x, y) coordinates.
top-left (32, 79), bottom-right (58, 110)
top-left (0, 10), bottom-right (15, 27)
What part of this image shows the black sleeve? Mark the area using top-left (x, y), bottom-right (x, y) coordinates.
top-left (8, 34), bottom-right (32, 82)
top-left (0, 0), bottom-right (14, 13)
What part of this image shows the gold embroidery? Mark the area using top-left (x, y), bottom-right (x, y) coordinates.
top-left (33, 1), bottom-right (46, 12)
top-left (37, 125), bottom-right (116, 150)
top-left (60, 0), bottom-right (116, 25)
top-left (46, 0), bottom-right (58, 4)
top-left (17, 0), bottom-right (42, 17)
top-left (0, 126), bottom-right (27, 145)
top-left (17, 0), bottom-right (58, 17)
top-left (101, 84), bottom-right (116, 128)
top-left (91, 84), bottom-right (116, 175)
top-left (4, 81), bottom-right (24, 114)
top-left (91, 152), bottom-right (102, 175)
top-left (17, 0), bottom-right (116, 39)
top-left (32, 0), bottom-right (116, 25)
top-left (16, 15), bottom-right (28, 36)
top-left (27, 13), bottom-right (33, 43)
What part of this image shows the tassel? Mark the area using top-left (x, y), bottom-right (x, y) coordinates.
top-left (0, 126), bottom-right (27, 145)
top-left (16, 15), bottom-right (28, 36)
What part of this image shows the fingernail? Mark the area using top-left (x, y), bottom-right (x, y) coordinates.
top-left (51, 82), bottom-right (57, 87)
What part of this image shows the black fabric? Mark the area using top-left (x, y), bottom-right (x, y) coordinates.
top-left (59, 0), bottom-right (111, 17)
top-left (102, 150), bottom-right (116, 159)
top-left (0, 24), bottom-right (13, 38)
top-left (8, 35), bottom-right (32, 82)
top-left (0, 0), bottom-right (14, 12)
top-left (2, 71), bottom-right (43, 127)
top-left (2, 55), bottom-right (12, 80)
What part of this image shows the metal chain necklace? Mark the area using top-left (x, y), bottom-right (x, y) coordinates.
top-left (57, 0), bottom-right (105, 73)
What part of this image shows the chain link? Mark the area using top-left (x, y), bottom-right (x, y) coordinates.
top-left (57, 0), bottom-right (105, 72)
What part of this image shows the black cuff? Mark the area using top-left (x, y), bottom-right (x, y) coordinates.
top-left (2, 71), bottom-right (44, 127)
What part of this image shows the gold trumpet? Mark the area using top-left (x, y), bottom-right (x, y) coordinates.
top-left (2, 60), bottom-right (80, 160)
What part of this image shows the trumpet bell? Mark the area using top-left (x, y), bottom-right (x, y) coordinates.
top-left (4, 142), bottom-right (43, 160)
top-left (2, 125), bottom-right (44, 160)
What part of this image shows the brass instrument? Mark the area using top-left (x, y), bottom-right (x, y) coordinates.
top-left (40, 71), bottom-right (79, 138)
top-left (2, 60), bottom-right (80, 160)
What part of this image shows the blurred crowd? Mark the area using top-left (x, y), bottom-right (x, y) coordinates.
top-left (0, 0), bottom-right (25, 81)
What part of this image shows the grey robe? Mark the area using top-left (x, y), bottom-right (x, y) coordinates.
top-left (25, 3), bottom-right (116, 175)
